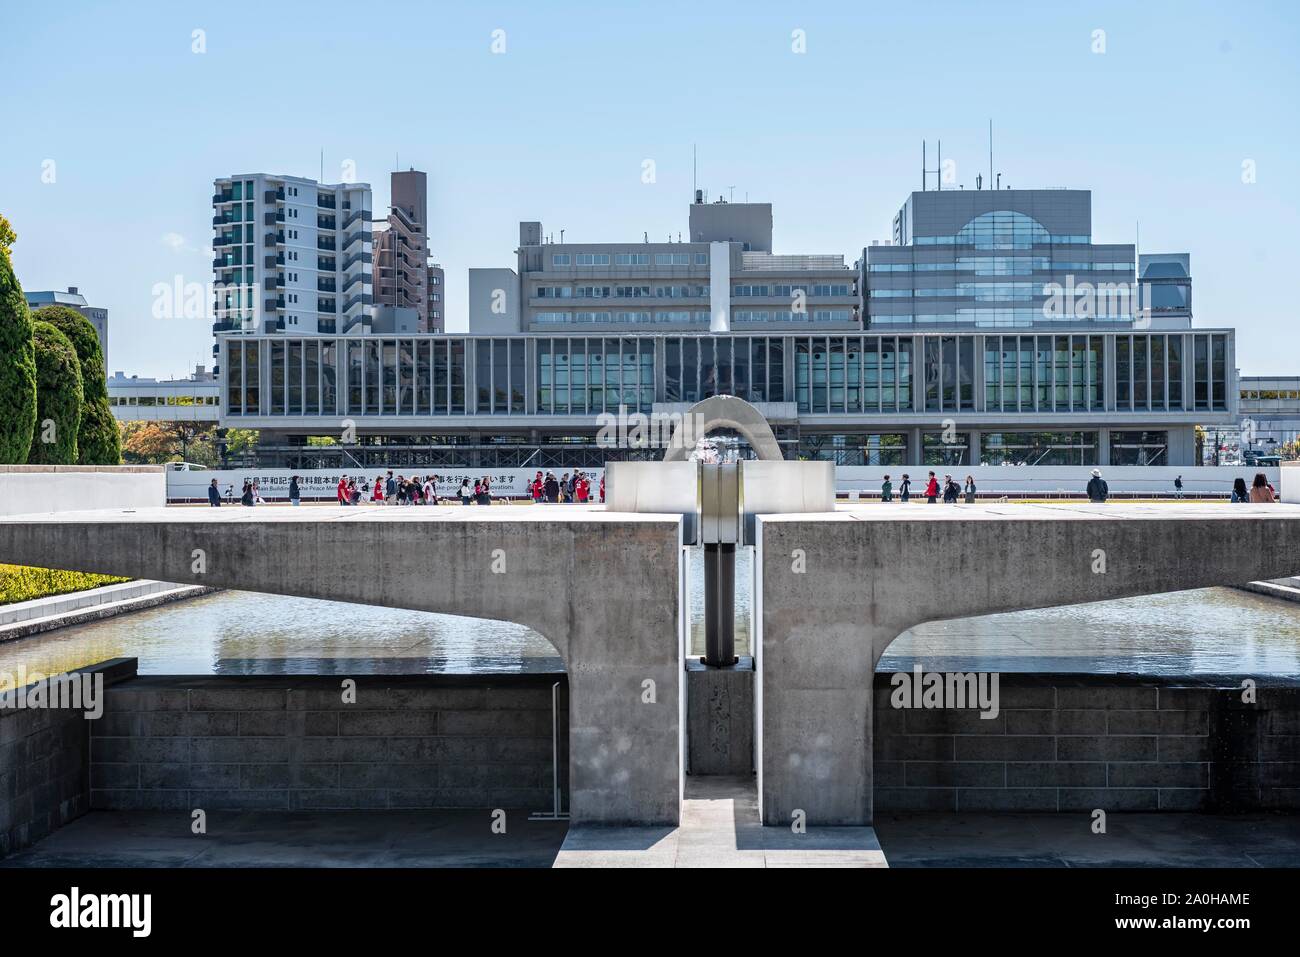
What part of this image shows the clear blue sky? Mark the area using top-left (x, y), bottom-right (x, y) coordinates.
top-left (2, 0), bottom-right (1297, 377)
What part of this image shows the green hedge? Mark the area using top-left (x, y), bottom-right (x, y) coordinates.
top-left (32, 303), bottom-right (120, 464)
top-left (0, 251), bottom-right (37, 463)
top-left (27, 321), bottom-right (83, 464)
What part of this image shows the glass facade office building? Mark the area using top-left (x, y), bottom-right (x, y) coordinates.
top-left (221, 328), bottom-right (1231, 469)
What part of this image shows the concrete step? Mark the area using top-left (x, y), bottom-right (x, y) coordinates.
top-left (553, 775), bottom-right (887, 868)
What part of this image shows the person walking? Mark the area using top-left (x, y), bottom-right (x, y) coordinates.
top-left (942, 474), bottom-right (959, 504)
top-left (880, 475), bottom-right (892, 503)
top-left (478, 477), bottom-right (492, 506)
top-left (1249, 473), bottom-right (1275, 503)
top-left (1173, 474), bottom-right (1184, 500)
top-left (459, 478), bottom-right (472, 505)
top-left (240, 480), bottom-right (254, 506)
top-left (423, 475), bottom-right (436, 505)
top-left (899, 473), bottom-right (911, 503)
top-left (207, 478), bottom-right (222, 507)
top-left (1086, 468), bottom-right (1109, 504)
top-left (924, 471), bottom-right (939, 504)
top-left (1231, 477), bottom-right (1249, 503)
top-left (385, 471), bottom-right (397, 505)
top-left (964, 474), bottom-right (977, 504)
top-left (371, 476), bottom-right (385, 505)
top-left (544, 472), bottom-right (560, 504)
top-left (289, 475), bottom-right (301, 506)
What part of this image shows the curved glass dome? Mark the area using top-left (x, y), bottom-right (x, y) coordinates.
top-left (955, 210), bottom-right (1051, 249)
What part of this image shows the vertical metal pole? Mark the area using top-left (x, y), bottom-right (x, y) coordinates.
top-left (530, 680), bottom-right (568, 820)
top-left (703, 543), bottom-right (737, 666)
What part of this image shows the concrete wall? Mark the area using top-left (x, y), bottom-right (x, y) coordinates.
top-left (0, 509), bottom-right (683, 826)
top-left (875, 673), bottom-right (1300, 812)
top-left (686, 660), bottom-right (753, 775)
top-left (757, 504), bottom-right (1300, 825)
top-left (0, 659), bottom-right (136, 858)
top-left (1283, 462), bottom-right (1300, 504)
top-left (91, 675), bottom-right (567, 812)
top-left (0, 466), bottom-right (164, 517)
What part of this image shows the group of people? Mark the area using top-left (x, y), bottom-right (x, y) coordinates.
top-left (528, 470), bottom-right (603, 504)
top-left (334, 472), bottom-right (444, 506)
top-left (1232, 473), bottom-right (1278, 503)
top-left (879, 472), bottom-right (976, 504)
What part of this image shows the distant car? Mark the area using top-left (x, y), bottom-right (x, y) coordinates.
top-left (165, 462), bottom-right (209, 471)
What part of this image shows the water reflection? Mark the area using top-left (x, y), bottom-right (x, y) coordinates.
top-left (0, 554), bottom-right (1296, 677)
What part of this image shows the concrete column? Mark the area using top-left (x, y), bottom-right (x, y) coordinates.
top-left (1098, 428), bottom-right (1111, 466)
top-left (907, 427), bottom-right (923, 466)
top-left (968, 430), bottom-right (982, 467)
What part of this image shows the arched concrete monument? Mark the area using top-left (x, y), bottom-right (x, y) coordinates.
top-left (662, 395), bottom-right (784, 462)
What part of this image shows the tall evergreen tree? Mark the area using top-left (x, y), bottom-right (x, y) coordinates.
top-left (0, 248), bottom-right (37, 463)
top-left (32, 304), bottom-right (120, 464)
top-left (27, 321), bottom-right (82, 464)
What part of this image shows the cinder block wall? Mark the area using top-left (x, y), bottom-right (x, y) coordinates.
top-left (91, 675), bottom-right (568, 812)
top-left (874, 674), bottom-right (1300, 812)
top-left (0, 659), bottom-right (137, 857)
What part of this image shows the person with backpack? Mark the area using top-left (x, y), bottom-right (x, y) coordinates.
top-left (899, 473), bottom-right (911, 503)
top-left (942, 474), bottom-right (959, 504)
top-left (1231, 477), bottom-right (1249, 503)
top-left (1173, 474), bottom-right (1184, 499)
top-left (1086, 468), bottom-right (1109, 503)
top-left (924, 471), bottom-right (940, 503)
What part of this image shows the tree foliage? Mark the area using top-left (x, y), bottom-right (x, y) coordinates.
top-left (32, 304), bottom-right (120, 464)
top-left (27, 321), bottom-right (82, 464)
top-left (0, 249), bottom-right (37, 463)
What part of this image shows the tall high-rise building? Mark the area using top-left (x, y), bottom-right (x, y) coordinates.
top-left (373, 169), bottom-right (442, 332)
top-left (211, 173), bottom-right (373, 365)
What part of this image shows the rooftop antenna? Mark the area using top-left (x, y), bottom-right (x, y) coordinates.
top-left (692, 144), bottom-right (697, 200)
top-left (560, 229), bottom-right (565, 243)
top-left (728, 185), bottom-right (735, 202)
top-left (320, 148), bottom-right (324, 182)
top-left (988, 119), bottom-right (994, 195)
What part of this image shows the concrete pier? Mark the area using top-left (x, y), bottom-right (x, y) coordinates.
top-left (757, 502), bottom-right (1300, 826)
top-left (0, 506), bottom-right (684, 827)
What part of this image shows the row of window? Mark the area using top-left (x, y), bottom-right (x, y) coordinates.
top-left (223, 334), bottom-right (1230, 418)
top-left (733, 284), bottom-right (853, 297)
top-left (870, 259), bottom-right (1134, 274)
top-left (869, 308), bottom-right (1134, 326)
top-left (551, 252), bottom-right (709, 267)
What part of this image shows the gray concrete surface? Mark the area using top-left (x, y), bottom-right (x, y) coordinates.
top-left (758, 502), bottom-right (1300, 826)
top-left (0, 809), bottom-right (568, 868)
top-left (553, 774), bottom-right (886, 868)
top-left (875, 811), bottom-right (1300, 867)
top-left (0, 507), bottom-right (683, 826)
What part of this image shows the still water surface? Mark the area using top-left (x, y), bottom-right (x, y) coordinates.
top-left (1, 546), bottom-right (1297, 677)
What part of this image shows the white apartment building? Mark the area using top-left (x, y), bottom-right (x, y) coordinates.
top-left (211, 173), bottom-right (373, 366)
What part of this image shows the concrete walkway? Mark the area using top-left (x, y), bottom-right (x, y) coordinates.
top-left (876, 812), bottom-right (1300, 867)
top-left (553, 776), bottom-right (887, 868)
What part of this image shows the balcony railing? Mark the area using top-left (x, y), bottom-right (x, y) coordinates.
top-left (212, 191), bottom-right (234, 204)
top-left (317, 236), bottom-right (336, 252)
top-left (264, 211), bottom-right (284, 225)
top-left (342, 293), bottom-right (372, 312)
top-left (342, 272), bottom-right (366, 293)
top-left (342, 209), bottom-right (371, 230)
top-left (342, 251), bottom-right (372, 271)
top-left (318, 300), bottom-right (337, 314)
top-left (317, 194), bottom-right (336, 209)
top-left (342, 230), bottom-right (370, 251)
top-left (318, 257), bottom-right (337, 271)
top-left (318, 279), bottom-right (337, 292)
top-left (265, 298), bottom-right (282, 313)
top-left (317, 215), bottom-right (337, 230)
top-left (265, 188), bottom-right (284, 203)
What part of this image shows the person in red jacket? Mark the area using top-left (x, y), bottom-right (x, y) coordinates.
top-left (599, 473), bottom-right (605, 503)
top-left (923, 471), bottom-right (939, 503)
top-left (337, 475), bottom-right (350, 506)
top-left (531, 472), bottom-right (544, 504)
top-left (576, 475), bottom-right (590, 503)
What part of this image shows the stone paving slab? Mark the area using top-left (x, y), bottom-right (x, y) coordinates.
top-left (553, 776), bottom-right (888, 868)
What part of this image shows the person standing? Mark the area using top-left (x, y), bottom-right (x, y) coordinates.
top-left (423, 475), bottom-right (436, 505)
top-left (964, 474), bottom-right (977, 504)
top-left (880, 475), bottom-right (892, 503)
top-left (207, 478), bottom-right (222, 507)
top-left (599, 473), bottom-right (605, 504)
top-left (531, 471), bottom-right (544, 504)
top-left (240, 480), bottom-right (254, 506)
top-left (544, 472), bottom-right (559, 504)
top-left (337, 475), bottom-right (350, 506)
top-left (1173, 474), bottom-right (1184, 499)
top-left (1086, 468), bottom-right (1109, 503)
top-left (924, 471), bottom-right (939, 504)
top-left (1249, 473), bottom-right (1275, 503)
top-left (459, 478), bottom-right (472, 505)
top-left (385, 471), bottom-right (397, 505)
top-left (942, 474), bottom-right (959, 504)
top-left (289, 475), bottom-right (301, 506)
top-left (899, 473), bottom-right (911, 503)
